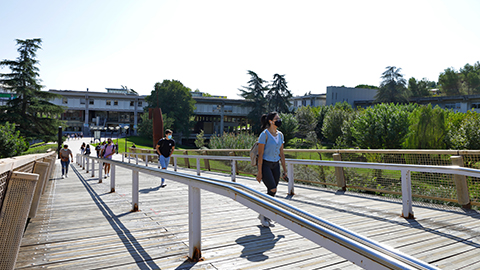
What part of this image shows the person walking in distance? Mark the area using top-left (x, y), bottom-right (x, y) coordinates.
top-left (256, 112), bottom-right (287, 227)
top-left (103, 138), bottom-right (115, 178)
top-left (156, 129), bottom-right (175, 187)
top-left (59, 144), bottom-right (73, 178)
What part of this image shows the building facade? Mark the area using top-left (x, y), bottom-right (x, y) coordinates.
top-left (49, 89), bottom-right (253, 142)
top-left (0, 86), bottom-right (16, 106)
top-left (290, 93), bottom-right (326, 110)
top-left (326, 86), bottom-right (378, 107)
top-left (192, 97), bottom-right (251, 138)
top-left (49, 88), bottom-right (145, 136)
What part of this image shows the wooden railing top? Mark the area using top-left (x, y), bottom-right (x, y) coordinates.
top-left (131, 147), bottom-right (480, 155)
top-left (0, 152), bottom-right (55, 174)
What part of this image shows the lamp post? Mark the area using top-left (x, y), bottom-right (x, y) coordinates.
top-left (124, 126), bottom-right (130, 155)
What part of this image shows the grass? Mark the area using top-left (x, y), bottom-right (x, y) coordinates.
top-left (22, 143), bottom-right (58, 155)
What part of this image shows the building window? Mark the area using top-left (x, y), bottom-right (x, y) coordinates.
top-left (114, 100), bottom-right (118, 106)
top-left (130, 101), bottom-right (134, 107)
top-left (138, 101), bottom-right (142, 107)
top-left (472, 103), bottom-right (480, 109)
top-left (106, 100), bottom-right (111, 106)
top-left (80, 99), bottom-right (85, 104)
top-left (89, 99), bottom-right (94, 105)
top-left (62, 98), bottom-right (68, 104)
top-left (445, 103), bottom-right (455, 109)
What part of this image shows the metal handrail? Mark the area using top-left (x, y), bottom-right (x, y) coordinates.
top-left (76, 154), bottom-right (439, 269)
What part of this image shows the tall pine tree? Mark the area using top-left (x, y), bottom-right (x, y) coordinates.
top-left (239, 70), bottom-right (267, 134)
top-left (0, 38), bottom-right (64, 142)
top-left (267, 73), bottom-right (292, 113)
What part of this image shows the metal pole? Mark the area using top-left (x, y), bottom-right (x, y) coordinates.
top-left (57, 126), bottom-right (62, 159)
top-left (110, 164), bottom-right (116, 192)
top-left (288, 163), bottom-right (294, 195)
top-left (196, 158), bottom-right (201, 176)
top-left (99, 161), bottom-right (103, 183)
top-left (132, 169), bottom-right (139, 211)
top-left (231, 160), bottom-right (236, 182)
top-left (188, 185), bottom-right (202, 261)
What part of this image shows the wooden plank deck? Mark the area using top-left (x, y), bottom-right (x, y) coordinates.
top-left (15, 158), bottom-right (480, 269)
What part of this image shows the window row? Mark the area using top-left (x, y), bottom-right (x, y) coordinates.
top-left (62, 98), bottom-right (142, 107)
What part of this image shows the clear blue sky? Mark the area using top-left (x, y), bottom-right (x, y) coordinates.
top-left (1, 0), bottom-right (480, 98)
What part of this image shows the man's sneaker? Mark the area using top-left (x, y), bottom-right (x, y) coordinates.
top-left (61, 175), bottom-right (65, 179)
top-left (258, 214), bottom-right (270, 227)
top-left (65, 174), bottom-right (68, 178)
top-left (265, 217), bottom-right (275, 227)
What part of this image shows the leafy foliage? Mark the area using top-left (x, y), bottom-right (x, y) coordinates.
top-left (239, 70), bottom-right (268, 134)
top-left (145, 80), bottom-right (195, 135)
top-left (350, 103), bottom-right (411, 149)
top-left (355, 84), bottom-right (379, 89)
top-left (295, 106), bottom-right (317, 138)
top-left (0, 38), bottom-right (65, 142)
top-left (322, 105), bottom-right (353, 145)
top-left (137, 112), bottom-right (174, 140)
top-left (403, 104), bottom-right (447, 149)
top-left (408, 77), bottom-right (434, 97)
top-left (0, 122), bottom-right (28, 158)
top-left (208, 132), bottom-right (257, 149)
top-left (277, 113), bottom-right (298, 145)
top-left (447, 111), bottom-right (480, 149)
top-left (438, 67), bottom-right (461, 96)
top-left (194, 129), bottom-right (206, 148)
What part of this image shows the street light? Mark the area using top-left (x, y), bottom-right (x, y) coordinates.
top-left (124, 126), bottom-right (130, 155)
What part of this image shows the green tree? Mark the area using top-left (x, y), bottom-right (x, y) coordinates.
top-left (438, 67), bottom-right (460, 96)
top-left (277, 113), bottom-right (298, 146)
top-left (403, 104), bottom-right (447, 149)
top-left (194, 129), bottom-right (206, 148)
top-left (446, 111), bottom-right (480, 149)
top-left (322, 105), bottom-right (353, 145)
top-left (313, 106), bottom-right (331, 142)
top-left (0, 122), bottom-right (28, 158)
top-left (0, 38), bottom-right (64, 142)
top-left (355, 84), bottom-right (379, 89)
top-left (239, 70), bottom-right (267, 134)
top-left (145, 80), bottom-right (195, 136)
top-left (459, 63), bottom-right (480, 95)
top-left (350, 103), bottom-right (411, 149)
top-left (295, 106), bottom-right (317, 138)
top-left (408, 77), bottom-right (433, 98)
top-left (137, 112), bottom-right (174, 140)
top-left (374, 66), bottom-right (408, 103)
top-left (267, 74), bottom-right (292, 113)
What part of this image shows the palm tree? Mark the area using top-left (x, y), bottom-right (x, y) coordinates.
top-left (374, 66), bottom-right (408, 104)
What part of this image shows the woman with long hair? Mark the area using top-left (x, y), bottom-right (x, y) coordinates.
top-left (256, 111), bottom-right (287, 227)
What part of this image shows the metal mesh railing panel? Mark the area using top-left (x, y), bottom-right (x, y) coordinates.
top-left (0, 173), bottom-right (38, 270)
top-left (0, 171), bottom-right (11, 212)
top-left (13, 161), bottom-right (35, 173)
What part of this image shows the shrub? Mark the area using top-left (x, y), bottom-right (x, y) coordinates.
top-left (0, 122), bottom-right (28, 158)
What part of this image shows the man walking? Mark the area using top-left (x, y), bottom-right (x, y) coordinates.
top-left (156, 129), bottom-right (175, 187)
top-left (59, 144), bottom-right (73, 178)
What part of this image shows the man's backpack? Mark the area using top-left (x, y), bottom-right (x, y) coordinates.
top-left (249, 133), bottom-right (268, 166)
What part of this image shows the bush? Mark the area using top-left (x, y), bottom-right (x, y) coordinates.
top-left (0, 122), bottom-right (28, 158)
top-left (209, 132), bottom-right (257, 149)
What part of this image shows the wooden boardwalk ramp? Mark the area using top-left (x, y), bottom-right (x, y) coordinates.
top-left (15, 159), bottom-right (480, 269)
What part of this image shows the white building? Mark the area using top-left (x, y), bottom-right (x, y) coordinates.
top-left (49, 88), bottom-right (145, 135)
top-left (0, 85), bottom-right (16, 106)
top-left (326, 86), bottom-right (378, 108)
top-left (291, 93), bottom-right (326, 110)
